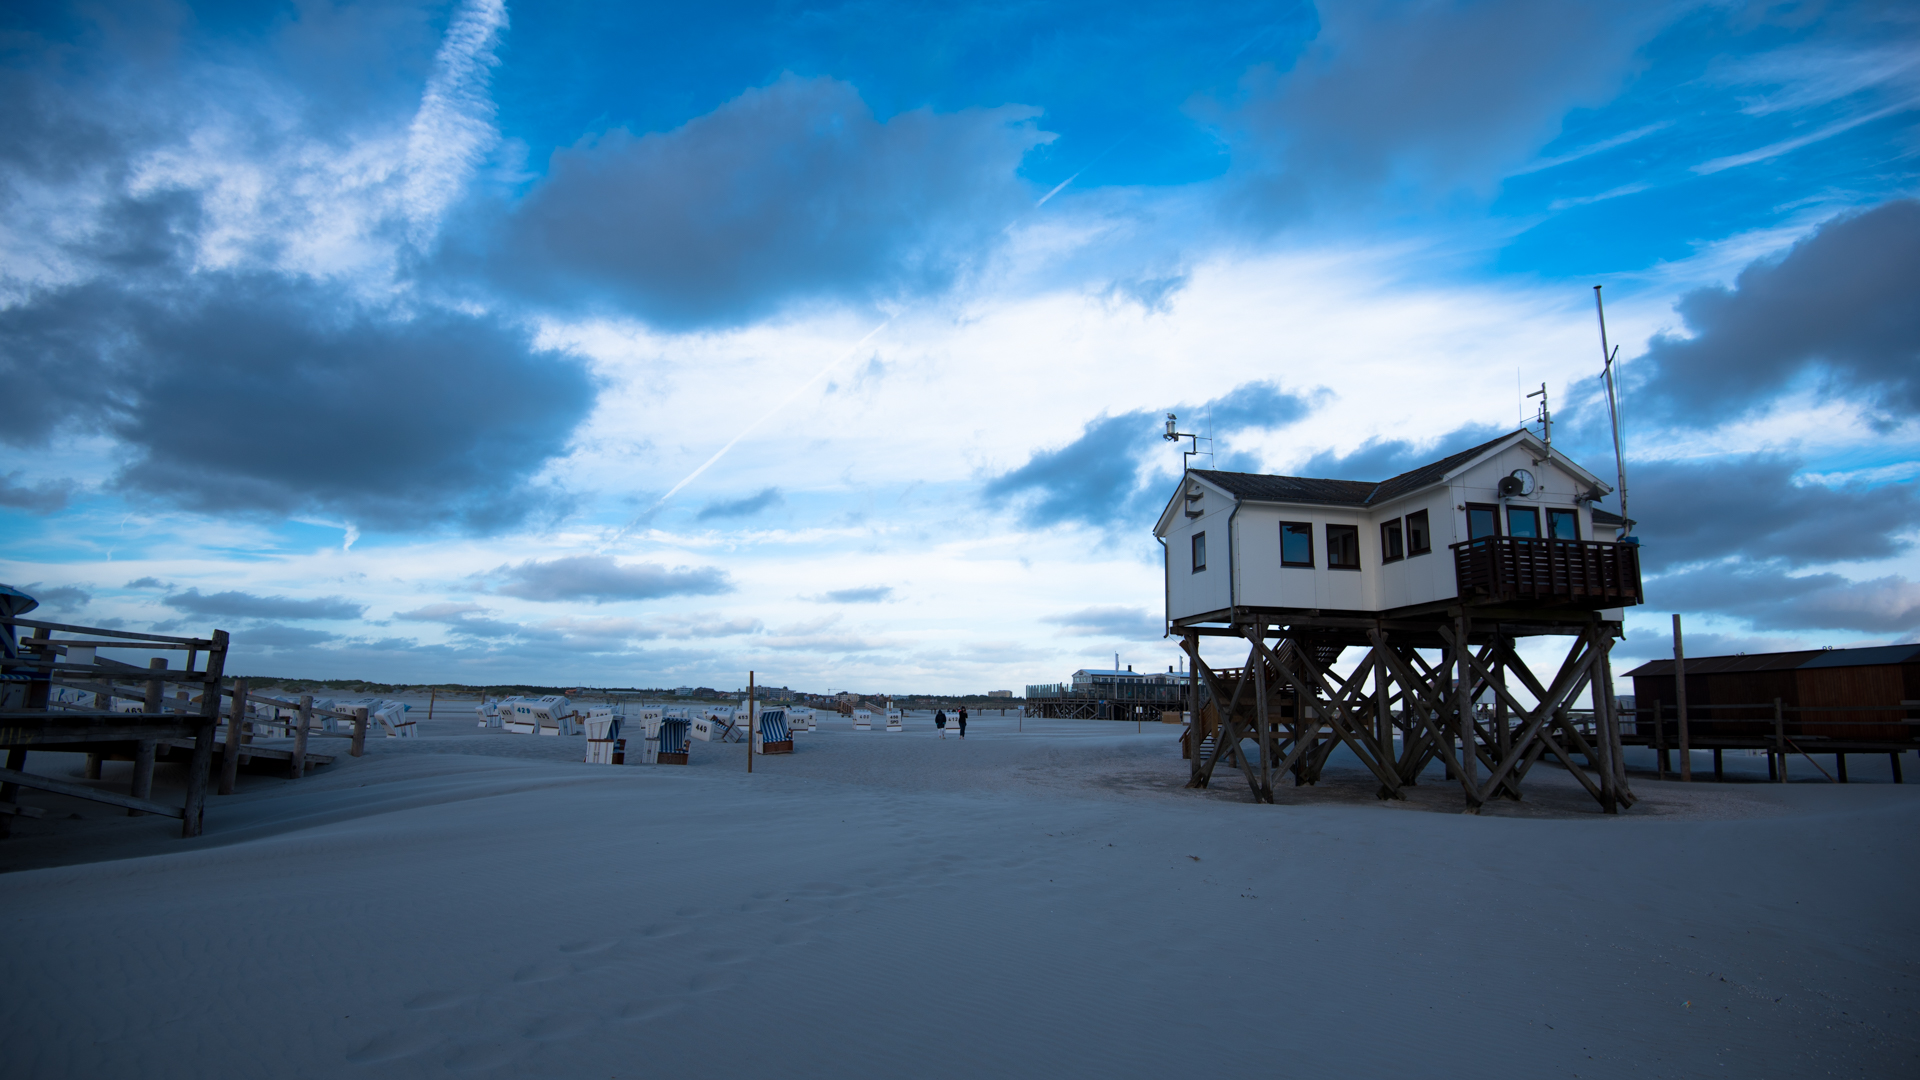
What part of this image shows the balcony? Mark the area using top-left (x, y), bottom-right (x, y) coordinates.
top-left (1451, 536), bottom-right (1643, 609)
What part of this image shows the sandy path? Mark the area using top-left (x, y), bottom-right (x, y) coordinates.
top-left (3, 716), bottom-right (1916, 1077)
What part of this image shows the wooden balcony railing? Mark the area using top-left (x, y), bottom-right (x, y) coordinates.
top-left (1451, 536), bottom-right (1643, 608)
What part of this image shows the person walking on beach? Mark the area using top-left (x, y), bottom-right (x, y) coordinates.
top-left (935, 709), bottom-right (947, 739)
top-left (957, 706), bottom-right (968, 738)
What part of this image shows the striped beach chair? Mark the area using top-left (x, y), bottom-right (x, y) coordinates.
top-left (756, 709), bottom-right (793, 755)
top-left (657, 718), bottom-right (691, 765)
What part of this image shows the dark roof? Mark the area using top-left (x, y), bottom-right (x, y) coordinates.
top-left (1624, 643), bottom-right (1920, 677)
top-left (1190, 430), bottom-right (1525, 509)
top-left (1591, 508), bottom-right (1625, 527)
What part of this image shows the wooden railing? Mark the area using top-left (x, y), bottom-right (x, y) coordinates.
top-left (1451, 536), bottom-right (1643, 607)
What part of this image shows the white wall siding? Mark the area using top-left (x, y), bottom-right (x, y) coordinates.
top-left (1163, 481), bottom-right (1234, 621)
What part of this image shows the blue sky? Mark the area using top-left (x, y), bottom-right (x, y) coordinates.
top-left (2, 0), bottom-right (1916, 690)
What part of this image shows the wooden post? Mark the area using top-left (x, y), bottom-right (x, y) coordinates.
top-left (1672, 613), bottom-right (1690, 782)
top-left (1454, 614), bottom-right (1479, 806)
top-left (1835, 753), bottom-right (1848, 783)
top-left (747, 672), bottom-right (755, 774)
top-left (1250, 624), bottom-right (1271, 802)
top-left (84, 754), bottom-right (102, 779)
top-left (1890, 752), bottom-right (1904, 784)
top-left (351, 707), bottom-right (368, 757)
top-left (427, 688), bottom-right (435, 722)
top-left (1186, 633), bottom-right (1200, 786)
top-left (218, 677), bottom-right (247, 796)
top-left (291, 694), bottom-right (312, 779)
top-left (1773, 698), bottom-right (1787, 783)
top-left (123, 656), bottom-right (165, 815)
top-left (182, 630), bottom-right (228, 837)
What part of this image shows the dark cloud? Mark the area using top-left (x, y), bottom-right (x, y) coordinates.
top-left (1651, 566), bottom-right (1920, 635)
top-left (123, 577), bottom-right (169, 589)
top-left (983, 380), bottom-right (1322, 529)
top-left (162, 588), bottom-right (367, 621)
top-left (819, 586), bottom-right (892, 603)
top-left (1229, 0), bottom-right (1668, 212)
top-left (1295, 422), bottom-right (1509, 481)
top-left (0, 241), bottom-right (596, 532)
top-left (394, 602), bottom-right (532, 640)
top-left (0, 471), bottom-right (74, 513)
top-left (236, 623), bottom-right (340, 649)
top-left (491, 555), bottom-right (732, 603)
top-left (480, 74), bottom-right (1048, 327)
top-left (1626, 455), bottom-right (1917, 573)
top-left (697, 487), bottom-right (783, 521)
top-left (1041, 606), bottom-right (1162, 638)
top-left (1635, 200), bottom-right (1920, 424)
top-left (21, 583), bottom-right (90, 612)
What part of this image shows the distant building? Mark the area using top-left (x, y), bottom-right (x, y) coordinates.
top-left (1027, 665), bottom-right (1186, 720)
top-left (673, 687), bottom-right (694, 697)
top-left (987, 689), bottom-right (1013, 698)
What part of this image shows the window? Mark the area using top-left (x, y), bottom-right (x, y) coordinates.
top-left (1507, 506), bottom-right (1540, 538)
top-left (1280, 522), bottom-right (1314, 567)
top-left (1191, 531), bottom-right (1206, 573)
top-left (1406, 509), bottom-right (1431, 555)
top-left (1326, 524), bottom-right (1360, 570)
top-left (1380, 519), bottom-right (1404, 563)
top-left (1466, 503), bottom-right (1500, 540)
top-left (1547, 508), bottom-right (1579, 540)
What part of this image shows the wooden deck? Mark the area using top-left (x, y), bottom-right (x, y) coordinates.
top-left (1452, 536), bottom-right (1643, 608)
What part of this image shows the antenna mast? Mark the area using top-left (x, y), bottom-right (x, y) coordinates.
top-left (1593, 286), bottom-right (1630, 539)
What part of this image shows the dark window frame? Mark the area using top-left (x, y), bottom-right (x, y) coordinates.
top-left (1406, 509), bottom-right (1431, 555)
top-left (1326, 523), bottom-right (1361, 571)
top-left (1466, 502), bottom-right (1501, 540)
top-left (1546, 508), bottom-right (1579, 541)
top-left (1191, 531), bottom-right (1206, 573)
top-left (1380, 518), bottom-right (1404, 563)
top-left (1279, 522), bottom-right (1314, 568)
top-left (1506, 505), bottom-right (1541, 539)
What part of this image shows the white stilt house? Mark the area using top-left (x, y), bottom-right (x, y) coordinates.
top-left (1153, 428), bottom-right (1644, 815)
top-left (1154, 429), bottom-right (1640, 623)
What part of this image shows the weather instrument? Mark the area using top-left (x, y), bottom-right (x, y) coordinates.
top-left (1498, 468), bottom-right (1536, 498)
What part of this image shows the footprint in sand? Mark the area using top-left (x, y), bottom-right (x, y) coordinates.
top-left (523, 1012), bottom-right (592, 1042)
top-left (618, 998), bottom-right (683, 1023)
top-left (511, 959), bottom-right (569, 983)
top-left (443, 1039), bottom-right (515, 1072)
top-left (640, 922), bottom-right (685, 939)
top-left (402, 989), bottom-right (470, 1011)
top-left (346, 1028), bottom-right (439, 1064)
top-left (558, 938), bottom-right (618, 955)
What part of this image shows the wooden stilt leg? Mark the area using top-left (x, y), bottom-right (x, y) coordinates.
top-left (127, 741), bottom-right (155, 817)
top-left (1891, 752), bottom-right (1903, 784)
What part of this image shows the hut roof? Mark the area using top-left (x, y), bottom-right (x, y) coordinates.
top-left (1624, 643), bottom-right (1920, 677)
top-left (1187, 429), bottom-right (1537, 509)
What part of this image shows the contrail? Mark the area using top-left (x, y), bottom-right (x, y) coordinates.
top-left (1033, 132), bottom-right (1131, 207)
top-left (602, 317), bottom-right (894, 549)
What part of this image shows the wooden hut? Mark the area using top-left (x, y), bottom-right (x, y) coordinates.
top-left (1624, 644), bottom-right (1919, 781)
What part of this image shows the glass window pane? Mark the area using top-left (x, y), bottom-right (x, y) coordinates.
top-left (1467, 506), bottom-right (1499, 539)
top-left (1281, 523), bottom-right (1313, 567)
top-left (1406, 510), bottom-right (1431, 554)
top-left (1547, 509), bottom-right (1578, 540)
top-left (1507, 507), bottom-right (1540, 537)
top-left (1326, 524), bottom-right (1360, 569)
top-left (1192, 531), bottom-right (1206, 572)
top-left (1380, 520), bottom-right (1403, 561)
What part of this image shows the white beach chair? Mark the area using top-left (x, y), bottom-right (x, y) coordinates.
top-left (852, 708), bottom-right (872, 730)
top-left (885, 707), bottom-right (903, 732)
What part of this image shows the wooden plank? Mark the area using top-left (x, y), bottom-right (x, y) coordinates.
top-left (0, 766), bottom-right (184, 818)
top-left (0, 721), bottom-right (203, 745)
top-left (0, 800), bottom-right (47, 819)
top-left (351, 707), bottom-right (368, 757)
top-left (0, 615), bottom-right (213, 646)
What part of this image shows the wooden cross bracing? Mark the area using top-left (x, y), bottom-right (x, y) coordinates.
top-left (1179, 616), bottom-right (1633, 814)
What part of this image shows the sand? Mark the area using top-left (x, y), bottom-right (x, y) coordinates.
top-left (3, 711), bottom-right (1917, 1078)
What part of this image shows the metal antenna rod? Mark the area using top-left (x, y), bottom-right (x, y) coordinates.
top-left (1594, 286), bottom-right (1630, 538)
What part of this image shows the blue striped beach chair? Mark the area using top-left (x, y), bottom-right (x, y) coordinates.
top-left (657, 718), bottom-right (691, 765)
top-left (756, 709), bottom-right (792, 755)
